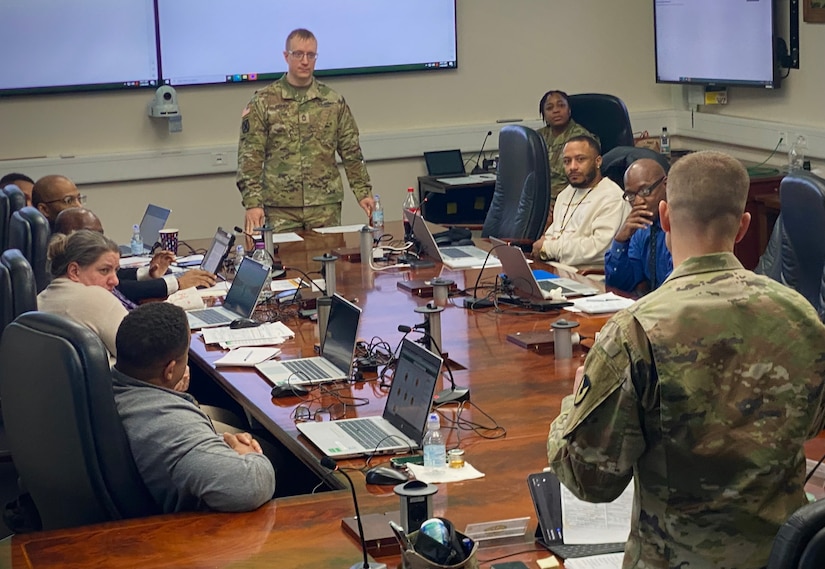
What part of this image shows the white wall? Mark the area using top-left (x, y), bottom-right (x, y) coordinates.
top-left (2, 0), bottom-right (823, 243)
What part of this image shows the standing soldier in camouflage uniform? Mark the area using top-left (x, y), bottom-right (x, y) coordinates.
top-left (236, 28), bottom-right (375, 236)
top-left (547, 150), bottom-right (825, 569)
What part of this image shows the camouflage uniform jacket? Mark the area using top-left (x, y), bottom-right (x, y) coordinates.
top-left (537, 119), bottom-right (598, 201)
top-left (547, 253), bottom-right (825, 569)
top-left (236, 76), bottom-right (372, 209)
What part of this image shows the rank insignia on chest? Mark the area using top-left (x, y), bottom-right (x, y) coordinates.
top-left (242, 119), bottom-right (249, 134)
top-left (300, 113), bottom-right (309, 123)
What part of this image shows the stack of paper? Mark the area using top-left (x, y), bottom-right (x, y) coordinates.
top-left (564, 553), bottom-right (623, 568)
top-left (214, 347), bottom-right (281, 367)
top-left (567, 293), bottom-right (635, 314)
top-left (200, 322), bottom-right (295, 349)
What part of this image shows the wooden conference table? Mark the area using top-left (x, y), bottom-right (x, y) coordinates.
top-left (5, 221), bottom-right (822, 568)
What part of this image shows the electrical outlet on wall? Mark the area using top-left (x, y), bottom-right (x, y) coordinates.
top-left (778, 131), bottom-right (789, 150)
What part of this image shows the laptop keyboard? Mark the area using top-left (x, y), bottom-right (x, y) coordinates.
top-left (441, 247), bottom-right (471, 259)
top-left (282, 359), bottom-right (332, 382)
top-left (543, 542), bottom-right (625, 559)
top-left (188, 309), bottom-right (231, 324)
top-left (339, 419), bottom-right (396, 450)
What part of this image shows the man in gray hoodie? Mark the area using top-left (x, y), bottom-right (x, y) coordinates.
top-left (112, 302), bottom-right (275, 513)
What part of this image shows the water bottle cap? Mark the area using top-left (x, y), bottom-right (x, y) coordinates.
top-left (132, 224), bottom-right (140, 231)
top-left (254, 240), bottom-right (265, 249)
top-left (427, 412), bottom-right (440, 426)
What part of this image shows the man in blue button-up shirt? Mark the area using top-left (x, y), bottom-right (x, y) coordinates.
top-left (605, 159), bottom-right (673, 294)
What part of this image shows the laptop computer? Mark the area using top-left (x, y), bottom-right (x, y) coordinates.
top-left (119, 204), bottom-right (171, 256)
top-left (423, 149), bottom-right (496, 185)
top-left (297, 339), bottom-right (443, 458)
top-left (528, 471), bottom-right (626, 559)
top-left (186, 256), bottom-right (269, 330)
top-left (493, 241), bottom-right (599, 299)
top-left (404, 209), bottom-right (501, 270)
top-left (255, 294), bottom-right (362, 386)
top-left (199, 227), bottom-right (235, 274)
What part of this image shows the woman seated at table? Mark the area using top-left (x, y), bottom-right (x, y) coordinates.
top-left (536, 90), bottom-right (599, 207)
top-left (37, 229), bottom-right (127, 363)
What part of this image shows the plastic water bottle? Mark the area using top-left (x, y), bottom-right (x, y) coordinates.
top-left (372, 194), bottom-right (384, 232)
top-left (422, 413), bottom-right (446, 469)
top-left (233, 244), bottom-right (245, 273)
top-left (403, 186), bottom-right (419, 238)
top-left (251, 241), bottom-right (272, 301)
top-left (660, 127), bottom-right (671, 158)
top-left (788, 135), bottom-right (806, 171)
top-left (129, 224), bottom-right (143, 256)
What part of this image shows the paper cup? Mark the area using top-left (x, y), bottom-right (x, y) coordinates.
top-left (159, 228), bottom-right (179, 254)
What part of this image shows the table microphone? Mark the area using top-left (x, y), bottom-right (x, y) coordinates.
top-left (320, 457), bottom-right (387, 569)
top-left (470, 130), bottom-right (493, 174)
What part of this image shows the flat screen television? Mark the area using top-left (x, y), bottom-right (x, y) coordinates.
top-left (654, 0), bottom-right (779, 89)
top-left (0, 0), bottom-right (457, 96)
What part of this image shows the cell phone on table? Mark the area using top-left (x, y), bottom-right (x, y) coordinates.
top-left (490, 562), bottom-right (530, 569)
top-left (390, 455), bottom-right (424, 469)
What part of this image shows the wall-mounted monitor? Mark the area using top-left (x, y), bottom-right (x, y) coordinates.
top-left (157, 0), bottom-right (458, 87)
top-left (0, 0), bottom-right (457, 97)
top-left (654, 0), bottom-right (779, 89)
top-left (0, 0), bottom-right (160, 96)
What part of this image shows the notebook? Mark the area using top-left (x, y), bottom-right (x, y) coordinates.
top-left (404, 209), bottom-right (501, 270)
top-left (186, 256), bottom-right (269, 330)
top-left (255, 294), bottom-right (361, 386)
top-left (118, 204), bottom-right (171, 256)
top-left (199, 227), bottom-right (235, 274)
top-left (528, 471), bottom-right (626, 559)
top-left (424, 149), bottom-right (496, 185)
top-left (492, 240), bottom-right (599, 299)
top-left (297, 339), bottom-right (443, 458)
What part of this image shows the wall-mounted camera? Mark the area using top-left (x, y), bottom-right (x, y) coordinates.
top-left (148, 85), bottom-right (182, 132)
top-left (148, 85), bottom-right (179, 117)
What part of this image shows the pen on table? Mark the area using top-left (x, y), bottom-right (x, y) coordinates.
top-left (243, 350), bottom-right (253, 362)
top-left (388, 520), bottom-right (412, 551)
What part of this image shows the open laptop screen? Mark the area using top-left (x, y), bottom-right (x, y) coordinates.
top-left (140, 204), bottom-right (171, 249)
top-left (383, 339), bottom-right (443, 444)
top-left (222, 257), bottom-right (268, 317)
top-left (321, 295), bottom-right (362, 375)
top-left (424, 149), bottom-right (465, 176)
top-left (200, 227), bottom-right (234, 274)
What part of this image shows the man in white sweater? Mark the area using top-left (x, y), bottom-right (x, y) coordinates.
top-left (532, 136), bottom-right (629, 267)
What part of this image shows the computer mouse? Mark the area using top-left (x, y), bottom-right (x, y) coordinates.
top-left (230, 317), bottom-right (260, 329)
top-left (365, 465), bottom-right (409, 485)
top-left (271, 383), bottom-right (310, 398)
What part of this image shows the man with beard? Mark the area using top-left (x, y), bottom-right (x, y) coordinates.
top-left (532, 136), bottom-right (628, 267)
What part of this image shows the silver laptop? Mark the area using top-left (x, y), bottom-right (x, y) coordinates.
top-left (493, 241), bottom-right (599, 299)
top-left (404, 209), bottom-right (501, 270)
top-left (256, 294), bottom-right (361, 386)
top-left (297, 339), bottom-right (443, 458)
top-left (186, 256), bottom-right (269, 329)
top-left (119, 204), bottom-right (171, 256)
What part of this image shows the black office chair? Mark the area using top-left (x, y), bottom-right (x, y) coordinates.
top-left (0, 312), bottom-right (160, 530)
top-left (1, 185), bottom-right (27, 251)
top-left (777, 172), bottom-right (825, 311)
top-left (481, 125), bottom-right (550, 244)
top-left (767, 498), bottom-right (825, 569)
top-left (568, 93), bottom-right (634, 156)
top-left (0, 262), bottom-right (12, 333)
top-left (1, 249), bottom-right (37, 318)
top-left (600, 146), bottom-right (670, 190)
top-left (7, 206), bottom-right (50, 293)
